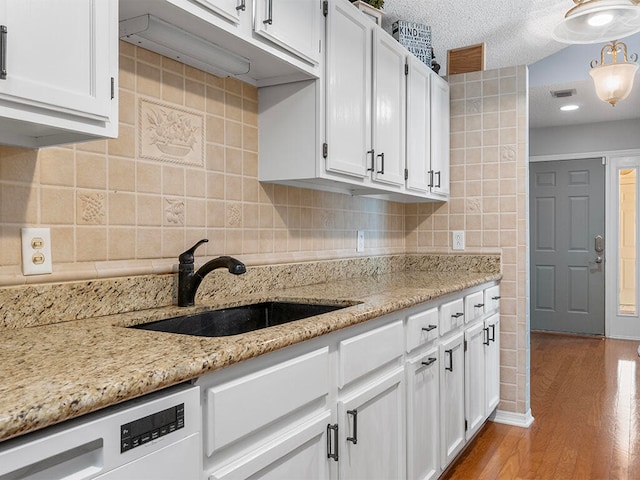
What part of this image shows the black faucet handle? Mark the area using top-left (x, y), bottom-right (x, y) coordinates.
top-left (179, 239), bottom-right (209, 264)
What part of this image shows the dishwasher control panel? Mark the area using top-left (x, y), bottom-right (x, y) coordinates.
top-left (120, 402), bottom-right (185, 452)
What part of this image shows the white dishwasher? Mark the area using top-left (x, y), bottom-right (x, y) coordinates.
top-left (0, 383), bottom-right (202, 480)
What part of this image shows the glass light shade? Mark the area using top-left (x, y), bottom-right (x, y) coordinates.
top-left (589, 62), bottom-right (639, 105)
top-left (554, 0), bottom-right (640, 43)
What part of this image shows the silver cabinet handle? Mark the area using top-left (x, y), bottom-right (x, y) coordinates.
top-left (346, 409), bottom-right (358, 444)
top-left (490, 324), bottom-right (496, 342)
top-left (475, 303), bottom-right (484, 308)
top-left (434, 171), bottom-right (441, 188)
top-left (236, 0), bottom-right (246, 11)
top-left (263, 0), bottom-right (273, 24)
top-left (428, 170), bottom-right (434, 187)
top-left (0, 25), bottom-right (7, 80)
top-left (422, 357), bottom-right (437, 366)
top-left (451, 312), bottom-right (464, 319)
top-left (483, 327), bottom-right (490, 346)
top-left (422, 324), bottom-right (437, 332)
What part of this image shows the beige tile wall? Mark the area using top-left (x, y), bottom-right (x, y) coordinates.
top-left (0, 43), bottom-right (529, 416)
top-left (406, 66), bottom-right (530, 415)
top-left (0, 42), bottom-right (405, 285)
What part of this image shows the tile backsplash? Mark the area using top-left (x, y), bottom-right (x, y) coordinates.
top-left (0, 41), bottom-right (405, 286)
top-left (0, 43), bottom-right (530, 418)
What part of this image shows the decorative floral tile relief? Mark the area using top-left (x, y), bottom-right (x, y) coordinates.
top-left (165, 197), bottom-right (185, 226)
top-left (139, 98), bottom-right (204, 167)
top-left (78, 192), bottom-right (106, 225)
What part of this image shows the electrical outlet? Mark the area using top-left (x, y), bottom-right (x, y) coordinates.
top-left (452, 230), bottom-right (465, 251)
top-left (356, 230), bottom-right (365, 253)
top-left (21, 228), bottom-right (53, 275)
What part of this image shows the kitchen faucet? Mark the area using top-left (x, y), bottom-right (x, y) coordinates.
top-left (177, 239), bottom-right (246, 307)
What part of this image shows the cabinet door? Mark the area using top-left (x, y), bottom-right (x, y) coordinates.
top-left (464, 321), bottom-right (486, 440)
top-left (439, 332), bottom-right (465, 469)
top-left (406, 55), bottom-right (432, 195)
top-left (209, 412), bottom-right (331, 480)
top-left (325, 0), bottom-right (372, 179)
top-left (430, 75), bottom-right (450, 196)
top-left (0, 0), bottom-right (112, 121)
top-left (338, 368), bottom-right (405, 480)
top-left (190, 0), bottom-right (247, 25)
top-left (407, 349), bottom-right (440, 480)
top-left (254, 0), bottom-right (321, 65)
top-left (485, 314), bottom-right (501, 416)
top-left (371, 28), bottom-right (405, 188)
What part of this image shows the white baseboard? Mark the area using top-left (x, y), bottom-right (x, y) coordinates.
top-left (490, 409), bottom-right (534, 428)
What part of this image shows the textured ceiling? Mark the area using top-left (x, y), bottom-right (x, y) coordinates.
top-left (379, 0), bottom-right (570, 72)
top-left (378, 0), bottom-right (640, 128)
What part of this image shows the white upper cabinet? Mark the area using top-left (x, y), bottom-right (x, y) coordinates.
top-left (258, 0), bottom-right (450, 202)
top-left (325, 0), bottom-right (371, 179)
top-left (371, 28), bottom-right (406, 189)
top-left (406, 55), bottom-right (450, 199)
top-left (190, 0), bottom-right (246, 26)
top-left (406, 54), bottom-right (432, 195)
top-left (430, 74), bottom-right (451, 196)
top-left (254, 0), bottom-right (322, 66)
top-left (0, 0), bottom-right (118, 148)
top-left (119, 0), bottom-right (321, 86)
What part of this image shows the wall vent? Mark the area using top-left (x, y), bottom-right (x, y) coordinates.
top-left (550, 88), bottom-right (577, 98)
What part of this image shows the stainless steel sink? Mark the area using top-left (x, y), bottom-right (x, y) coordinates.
top-left (130, 301), bottom-right (347, 337)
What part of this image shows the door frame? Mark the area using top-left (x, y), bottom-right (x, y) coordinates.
top-left (531, 148), bottom-right (640, 339)
top-left (606, 154), bottom-right (640, 340)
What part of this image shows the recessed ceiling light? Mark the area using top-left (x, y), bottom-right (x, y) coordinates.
top-left (560, 104), bottom-right (580, 111)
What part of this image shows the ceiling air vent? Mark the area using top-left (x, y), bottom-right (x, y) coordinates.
top-left (550, 88), bottom-right (577, 98)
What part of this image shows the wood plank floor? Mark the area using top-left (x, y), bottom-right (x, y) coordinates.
top-left (442, 332), bottom-right (640, 479)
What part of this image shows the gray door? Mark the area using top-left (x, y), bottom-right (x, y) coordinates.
top-left (530, 158), bottom-right (605, 335)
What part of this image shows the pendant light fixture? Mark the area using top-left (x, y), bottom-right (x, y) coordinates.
top-left (589, 40), bottom-right (639, 105)
top-left (554, 0), bottom-right (640, 44)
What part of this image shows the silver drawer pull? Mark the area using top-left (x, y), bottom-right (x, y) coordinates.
top-left (422, 357), bottom-right (437, 366)
top-left (475, 303), bottom-right (484, 308)
top-left (451, 312), bottom-right (464, 318)
top-left (422, 324), bottom-right (437, 332)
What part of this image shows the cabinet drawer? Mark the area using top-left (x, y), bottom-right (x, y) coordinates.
top-left (464, 291), bottom-right (485, 324)
top-left (406, 307), bottom-right (439, 352)
top-left (440, 299), bottom-right (465, 335)
top-left (204, 347), bottom-right (329, 456)
top-left (484, 285), bottom-right (501, 313)
top-left (339, 320), bottom-right (404, 388)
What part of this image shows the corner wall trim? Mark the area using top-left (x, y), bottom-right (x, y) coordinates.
top-left (490, 409), bottom-right (534, 428)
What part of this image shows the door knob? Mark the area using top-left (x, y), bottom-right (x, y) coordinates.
top-left (594, 235), bottom-right (604, 264)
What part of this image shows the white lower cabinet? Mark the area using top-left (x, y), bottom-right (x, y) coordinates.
top-left (197, 282), bottom-right (500, 480)
top-left (439, 331), bottom-right (465, 469)
top-left (464, 321), bottom-right (486, 440)
top-left (209, 412), bottom-right (331, 480)
top-left (406, 347), bottom-right (440, 480)
top-left (485, 313), bottom-right (501, 416)
top-left (337, 369), bottom-right (405, 480)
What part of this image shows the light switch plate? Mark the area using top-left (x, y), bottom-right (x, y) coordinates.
top-left (356, 230), bottom-right (365, 253)
top-left (452, 230), bottom-right (465, 251)
top-left (21, 228), bottom-right (53, 275)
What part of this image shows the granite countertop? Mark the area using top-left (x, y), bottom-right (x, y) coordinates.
top-left (0, 269), bottom-right (500, 443)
